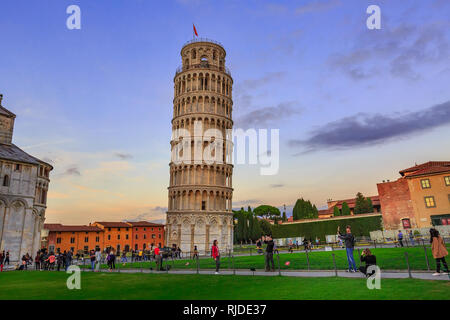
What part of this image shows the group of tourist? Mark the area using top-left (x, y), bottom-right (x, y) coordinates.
top-left (0, 250), bottom-right (10, 272)
top-left (1, 226), bottom-right (448, 277)
top-left (339, 225), bottom-right (448, 276)
top-left (396, 229), bottom-right (416, 247)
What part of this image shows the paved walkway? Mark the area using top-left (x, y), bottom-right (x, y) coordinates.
top-left (89, 268), bottom-right (450, 281)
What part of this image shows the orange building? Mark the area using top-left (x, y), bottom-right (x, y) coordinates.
top-left (127, 221), bottom-right (165, 251)
top-left (43, 221), bottom-right (166, 254)
top-left (45, 224), bottom-right (104, 254)
top-left (378, 161), bottom-right (450, 229)
top-left (91, 222), bottom-right (133, 253)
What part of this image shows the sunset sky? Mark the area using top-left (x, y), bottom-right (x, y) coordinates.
top-left (0, 0), bottom-right (449, 224)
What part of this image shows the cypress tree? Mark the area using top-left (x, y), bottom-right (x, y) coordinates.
top-left (342, 202), bottom-right (351, 216)
top-left (333, 206), bottom-right (340, 217)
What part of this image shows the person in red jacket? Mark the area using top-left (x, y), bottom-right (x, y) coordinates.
top-left (211, 240), bottom-right (220, 274)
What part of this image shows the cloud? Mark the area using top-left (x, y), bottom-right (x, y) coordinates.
top-left (235, 101), bottom-right (301, 128)
top-left (270, 184), bottom-right (284, 188)
top-left (232, 199), bottom-right (263, 208)
top-left (234, 72), bottom-right (287, 110)
top-left (61, 166), bottom-right (81, 176)
top-left (328, 23), bottom-right (450, 80)
top-left (126, 206), bottom-right (168, 222)
top-left (240, 72), bottom-right (286, 90)
top-left (289, 100), bottom-right (450, 153)
top-left (114, 152), bottom-right (133, 160)
top-left (295, 0), bottom-right (341, 15)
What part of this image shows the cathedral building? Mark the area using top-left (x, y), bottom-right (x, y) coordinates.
top-left (0, 94), bottom-right (52, 263)
top-left (166, 39), bottom-right (234, 254)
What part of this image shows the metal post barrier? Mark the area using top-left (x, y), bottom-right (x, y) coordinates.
top-left (332, 253), bottom-right (338, 277)
top-left (232, 253), bottom-right (235, 275)
top-left (404, 252), bottom-right (412, 278)
top-left (423, 246), bottom-right (430, 271)
top-left (357, 248), bottom-right (361, 268)
top-left (196, 255), bottom-right (199, 274)
top-left (276, 251), bottom-right (281, 276)
top-left (250, 247), bottom-right (252, 256)
top-left (306, 251), bottom-right (310, 271)
top-left (166, 257), bottom-right (169, 274)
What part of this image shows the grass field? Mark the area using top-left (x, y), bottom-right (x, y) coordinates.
top-left (79, 246), bottom-right (448, 271)
top-left (0, 272), bottom-right (448, 300)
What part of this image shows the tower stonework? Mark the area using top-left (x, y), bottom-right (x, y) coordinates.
top-left (166, 39), bottom-right (234, 254)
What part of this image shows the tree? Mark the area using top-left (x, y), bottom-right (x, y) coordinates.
top-left (367, 197), bottom-right (374, 213)
top-left (354, 192), bottom-right (372, 214)
top-left (333, 206), bottom-right (340, 217)
top-left (254, 205), bottom-right (281, 220)
top-left (341, 202), bottom-right (351, 216)
top-left (282, 211), bottom-right (287, 222)
top-left (292, 198), bottom-right (318, 220)
top-left (259, 218), bottom-right (272, 236)
top-left (250, 216), bottom-right (262, 241)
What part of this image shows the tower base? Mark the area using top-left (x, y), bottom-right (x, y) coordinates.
top-left (165, 211), bottom-right (234, 256)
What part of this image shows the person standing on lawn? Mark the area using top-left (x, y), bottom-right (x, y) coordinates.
top-left (408, 230), bottom-right (415, 246)
top-left (89, 250), bottom-right (96, 271)
top-left (212, 239), bottom-right (220, 274)
top-left (338, 225), bottom-right (357, 272)
top-left (0, 251), bottom-right (4, 272)
top-left (95, 248), bottom-right (102, 272)
top-left (264, 235), bottom-right (275, 272)
top-left (34, 251), bottom-right (41, 270)
top-left (56, 252), bottom-right (64, 271)
top-left (430, 228), bottom-right (449, 276)
top-left (397, 230), bottom-right (404, 247)
top-left (4, 251), bottom-right (9, 265)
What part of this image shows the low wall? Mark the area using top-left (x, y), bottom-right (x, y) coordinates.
top-left (370, 225), bottom-right (450, 241)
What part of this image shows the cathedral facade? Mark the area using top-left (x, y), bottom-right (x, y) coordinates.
top-left (0, 94), bottom-right (52, 263)
top-left (166, 39), bottom-right (234, 254)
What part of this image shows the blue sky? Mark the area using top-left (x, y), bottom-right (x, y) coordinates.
top-left (0, 0), bottom-right (449, 223)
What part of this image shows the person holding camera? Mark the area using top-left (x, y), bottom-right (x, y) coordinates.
top-left (338, 225), bottom-right (357, 272)
top-left (264, 235), bottom-right (275, 272)
top-left (358, 248), bottom-right (376, 277)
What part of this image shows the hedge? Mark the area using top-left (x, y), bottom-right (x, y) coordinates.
top-left (271, 215), bottom-right (382, 241)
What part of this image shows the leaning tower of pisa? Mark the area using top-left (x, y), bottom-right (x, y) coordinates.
top-left (166, 39), bottom-right (234, 255)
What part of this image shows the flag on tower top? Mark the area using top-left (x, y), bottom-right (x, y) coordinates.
top-left (193, 24), bottom-right (198, 37)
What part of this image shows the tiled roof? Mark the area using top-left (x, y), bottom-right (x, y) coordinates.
top-left (0, 105), bottom-right (15, 118)
top-left (0, 143), bottom-right (41, 165)
top-left (0, 143), bottom-right (53, 169)
top-left (399, 161), bottom-right (450, 177)
top-left (44, 224), bottom-right (103, 232)
top-left (126, 221), bottom-right (164, 227)
top-left (330, 195), bottom-right (380, 207)
top-left (93, 222), bottom-right (132, 228)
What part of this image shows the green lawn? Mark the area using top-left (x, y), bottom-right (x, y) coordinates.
top-left (80, 246), bottom-right (448, 271)
top-left (0, 272), bottom-right (448, 300)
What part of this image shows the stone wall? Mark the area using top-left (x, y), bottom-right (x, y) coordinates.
top-left (377, 178), bottom-right (415, 230)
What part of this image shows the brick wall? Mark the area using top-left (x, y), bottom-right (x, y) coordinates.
top-left (377, 178), bottom-right (415, 230)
